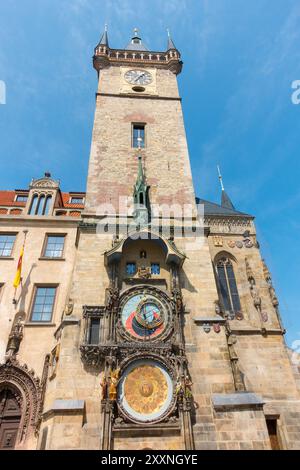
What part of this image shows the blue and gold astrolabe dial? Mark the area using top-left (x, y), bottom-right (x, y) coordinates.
top-left (121, 293), bottom-right (166, 339)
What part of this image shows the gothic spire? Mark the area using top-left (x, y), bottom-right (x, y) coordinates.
top-left (217, 165), bottom-right (235, 211)
top-left (167, 29), bottom-right (177, 50)
top-left (96, 24), bottom-right (109, 48)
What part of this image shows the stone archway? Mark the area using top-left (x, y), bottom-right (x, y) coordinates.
top-left (0, 359), bottom-right (42, 449)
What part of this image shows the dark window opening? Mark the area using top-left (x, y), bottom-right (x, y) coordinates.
top-left (266, 418), bottom-right (281, 450)
top-left (88, 318), bottom-right (100, 345)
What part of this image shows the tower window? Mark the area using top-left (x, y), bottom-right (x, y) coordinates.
top-left (216, 257), bottom-right (241, 315)
top-left (126, 262), bottom-right (137, 275)
top-left (132, 124), bottom-right (145, 148)
top-left (151, 263), bottom-right (160, 275)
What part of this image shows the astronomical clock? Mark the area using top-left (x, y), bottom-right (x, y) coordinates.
top-left (80, 244), bottom-right (194, 449)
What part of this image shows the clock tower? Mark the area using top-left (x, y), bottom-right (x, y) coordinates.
top-left (71, 27), bottom-right (220, 450)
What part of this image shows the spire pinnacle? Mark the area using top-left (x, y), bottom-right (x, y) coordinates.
top-left (217, 165), bottom-right (235, 210)
top-left (96, 24), bottom-right (109, 49)
top-left (167, 29), bottom-right (177, 50)
top-left (217, 165), bottom-right (225, 191)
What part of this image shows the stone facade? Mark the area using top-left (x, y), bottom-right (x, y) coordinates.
top-left (0, 31), bottom-right (299, 451)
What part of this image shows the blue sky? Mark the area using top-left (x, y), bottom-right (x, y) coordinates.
top-left (0, 0), bottom-right (299, 346)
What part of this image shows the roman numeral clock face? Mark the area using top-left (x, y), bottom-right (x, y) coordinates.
top-left (124, 69), bottom-right (153, 86)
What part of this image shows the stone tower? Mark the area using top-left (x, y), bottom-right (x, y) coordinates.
top-left (2, 28), bottom-right (299, 451)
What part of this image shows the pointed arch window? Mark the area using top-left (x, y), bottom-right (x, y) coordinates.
top-left (216, 257), bottom-right (241, 315)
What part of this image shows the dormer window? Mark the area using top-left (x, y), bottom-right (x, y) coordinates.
top-left (16, 195), bottom-right (28, 203)
top-left (70, 197), bottom-right (84, 204)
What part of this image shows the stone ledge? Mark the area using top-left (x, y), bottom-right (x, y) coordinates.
top-left (193, 315), bottom-right (225, 324)
top-left (54, 316), bottom-right (80, 338)
top-left (212, 393), bottom-right (265, 411)
top-left (43, 399), bottom-right (85, 418)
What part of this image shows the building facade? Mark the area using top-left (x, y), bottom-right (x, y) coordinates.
top-left (0, 30), bottom-right (300, 451)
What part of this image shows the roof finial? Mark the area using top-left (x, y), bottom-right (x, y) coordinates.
top-left (134, 27), bottom-right (139, 37)
top-left (167, 28), bottom-right (171, 38)
top-left (105, 23), bottom-right (108, 32)
top-left (217, 165), bottom-right (225, 191)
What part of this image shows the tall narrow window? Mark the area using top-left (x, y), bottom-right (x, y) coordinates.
top-left (132, 124), bottom-right (145, 148)
top-left (43, 235), bottom-right (65, 258)
top-left (43, 196), bottom-right (52, 215)
top-left (0, 234), bottom-right (16, 257)
top-left (88, 318), bottom-right (100, 345)
top-left (29, 195), bottom-right (38, 215)
top-left (36, 195), bottom-right (45, 216)
top-left (216, 257), bottom-right (241, 315)
top-left (30, 286), bottom-right (57, 322)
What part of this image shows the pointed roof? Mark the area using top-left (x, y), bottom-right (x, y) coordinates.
top-left (126, 28), bottom-right (149, 51)
top-left (96, 25), bottom-right (109, 48)
top-left (217, 165), bottom-right (235, 210)
top-left (167, 29), bottom-right (177, 50)
top-left (221, 190), bottom-right (235, 210)
top-left (196, 198), bottom-right (253, 218)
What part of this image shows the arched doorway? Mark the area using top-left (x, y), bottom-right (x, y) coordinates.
top-left (0, 388), bottom-right (22, 450)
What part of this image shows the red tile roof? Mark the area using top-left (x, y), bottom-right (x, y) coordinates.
top-left (0, 190), bottom-right (85, 210)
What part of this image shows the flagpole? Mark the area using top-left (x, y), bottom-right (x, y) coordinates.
top-left (12, 230), bottom-right (28, 305)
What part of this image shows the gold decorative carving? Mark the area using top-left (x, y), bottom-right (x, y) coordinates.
top-left (124, 365), bottom-right (168, 415)
top-left (138, 266), bottom-right (151, 279)
top-left (213, 236), bottom-right (223, 247)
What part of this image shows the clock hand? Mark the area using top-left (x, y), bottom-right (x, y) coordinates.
top-left (135, 72), bottom-right (145, 83)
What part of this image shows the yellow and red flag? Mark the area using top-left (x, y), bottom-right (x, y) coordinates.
top-left (13, 246), bottom-right (24, 289)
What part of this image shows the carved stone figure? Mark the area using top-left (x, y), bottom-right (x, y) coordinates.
top-left (138, 266), bottom-right (151, 279)
top-left (100, 375), bottom-right (108, 400)
top-left (109, 368), bottom-right (120, 401)
top-left (64, 298), bottom-right (74, 316)
top-left (6, 314), bottom-right (25, 357)
top-left (107, 287), bottom-right (119, 311)
top-left (184, 375), bottom-right (193, 399)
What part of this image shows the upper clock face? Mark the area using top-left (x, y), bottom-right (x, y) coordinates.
top-left (121, 293), bottom-right (165, 339)
top-left (124, 69), bottom-right (153, 86)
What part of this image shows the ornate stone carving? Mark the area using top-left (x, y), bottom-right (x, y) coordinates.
top-left (0, 359), bottom-right (43, 445)
top-left (63, 299), bottom-right (74, 317)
